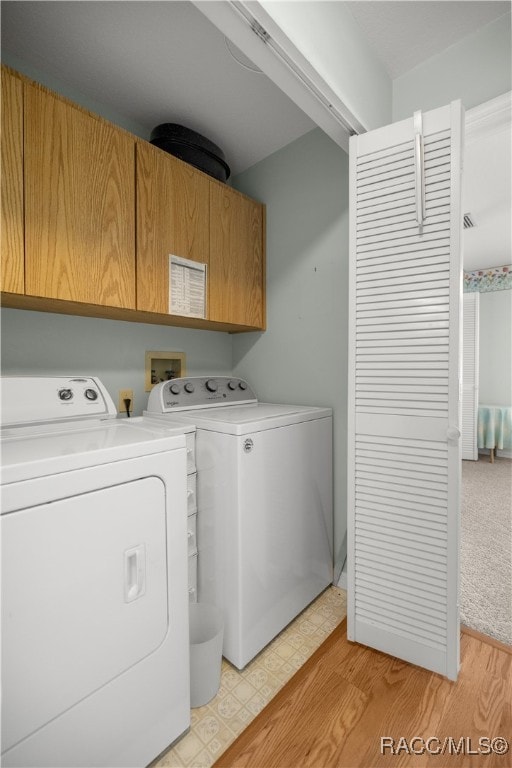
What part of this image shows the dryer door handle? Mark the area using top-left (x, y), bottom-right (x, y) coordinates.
top-left (124, 545), bottom-right (146, 603)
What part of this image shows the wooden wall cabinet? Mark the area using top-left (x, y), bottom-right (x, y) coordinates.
top-left (1, 67), bottom-right (265, 332)
top-left (1, 69), bottom-right (24, 294)
top-left (136, 139), bottom-right (266, 330)
top-left (209, 184), bottom-right (265, 329)
top-left (24, 82), bottom-right (136, 309)
top-left (136, 141), bottom-right (210, 314)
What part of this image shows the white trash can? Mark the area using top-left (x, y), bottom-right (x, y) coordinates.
top-left (189, 603), bottom-right (224, 708)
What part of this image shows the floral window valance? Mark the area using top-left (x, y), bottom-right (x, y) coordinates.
top-left (463, 265), bottom-right (512, 293)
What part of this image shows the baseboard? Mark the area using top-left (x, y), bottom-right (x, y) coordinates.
top-left (461, 624), bottom-right (512, 655)
top-left (478, 449), bottom-right (512, 460)
top-left (337, 568), bottom-right (347, 590)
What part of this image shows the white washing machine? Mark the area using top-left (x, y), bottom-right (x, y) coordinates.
top-left (145, 376), bottom-right (333, 669)
top-left (1, 376), bottom-right (190, 768)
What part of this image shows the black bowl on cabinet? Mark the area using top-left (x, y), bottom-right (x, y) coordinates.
top-left (150, 123), bottom-right (231, 183)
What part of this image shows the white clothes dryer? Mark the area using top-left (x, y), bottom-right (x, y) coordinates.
top-left (1, 376), bottom-right (190, 768)
top-left (145, 377), bottom-right (333, 669)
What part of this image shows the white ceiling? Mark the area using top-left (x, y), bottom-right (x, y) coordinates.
top-left (1, 0), bottom-right (510, 270)
top-left (344, 1), bottom-right (510, 79)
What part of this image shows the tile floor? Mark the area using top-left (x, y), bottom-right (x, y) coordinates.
top-left (155, 586), bottom-right (347, 768)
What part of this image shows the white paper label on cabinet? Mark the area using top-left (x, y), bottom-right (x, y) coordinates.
top-left (169, 255), bottom-right (207, 318)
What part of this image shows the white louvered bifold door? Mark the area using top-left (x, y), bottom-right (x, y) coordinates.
top-left (462, 292), bottom-right (480, 461)
top-left (348, 102), bottom-right (464, 681)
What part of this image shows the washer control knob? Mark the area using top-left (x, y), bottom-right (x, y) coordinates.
top-left (169, 383), bottom-right (181, 395)
top-left (239, 381), bottom-right (248, 391)
top-left (205, 379), bottom-right (218, 392)
top-left (84, 388), bottom-right (98, 401)
top-left (184, 382), bottom-right (195, 394)
top-left (58, 388), bottom-right (73, 401)
top-left (228, 380), bottom-right (237, 390)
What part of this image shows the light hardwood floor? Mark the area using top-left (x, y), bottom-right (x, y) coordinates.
top-left (214, 620), bottom-right (512, 768)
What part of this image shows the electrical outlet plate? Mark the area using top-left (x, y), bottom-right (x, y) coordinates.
top-left (118, 389), bottom-right (134, 414)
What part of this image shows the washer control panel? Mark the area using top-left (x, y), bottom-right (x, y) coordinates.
top-left (147, 377), bottom-right (257, 412)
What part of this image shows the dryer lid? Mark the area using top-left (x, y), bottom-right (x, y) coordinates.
top-left (0, 421), bottom-right (186, 486)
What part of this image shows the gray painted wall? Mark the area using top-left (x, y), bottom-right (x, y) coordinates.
top-left (2, 52), bottom-right (149, 141)
top-left (479, 290), bottom-right (512, 406)
top-left (0, 309), bottom-right (232, 416)
top-left (393, 14), bottom-right (512, 120)
top-left (231, 128), bottom-right (349, 578)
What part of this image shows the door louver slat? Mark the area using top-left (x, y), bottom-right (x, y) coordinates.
top-left (348, 103), bottom-right (463, 680)
top-left (356, 573), bottom-right (447, 604)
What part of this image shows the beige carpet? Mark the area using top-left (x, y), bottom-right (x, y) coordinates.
top-left (461, 455), bottom-right (512, 645)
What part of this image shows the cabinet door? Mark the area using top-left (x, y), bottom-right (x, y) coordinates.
top-left (1, 69), bottom-right (24, 294)
top-left (209, 185), bottom-right (265, 328)
top-left (136, 142), bottom-right (209, 314)
top-left (24, 84), bottom-right (136, 308)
